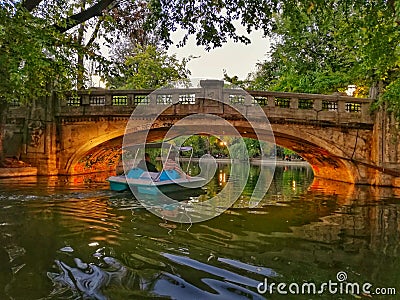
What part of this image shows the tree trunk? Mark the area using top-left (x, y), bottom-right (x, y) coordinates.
top-left (76, 8), bottom-right (104, 89)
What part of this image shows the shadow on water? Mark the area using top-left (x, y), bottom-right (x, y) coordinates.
top-left (0, 164), bottom-right (400, 299)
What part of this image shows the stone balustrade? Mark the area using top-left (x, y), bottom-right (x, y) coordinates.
top-left (54, 80), bottom-right (373, 126)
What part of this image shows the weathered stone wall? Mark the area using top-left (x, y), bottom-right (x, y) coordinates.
top-left (5, 92), bottom-right (58, 175)
top-left (4, 105), bottom-right (25, 158)
top-left (370, 108), bottom-right (400, 186)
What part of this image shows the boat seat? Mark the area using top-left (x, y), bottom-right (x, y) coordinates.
top-left (126, 168), bottom-right (144, 179)
top-left (139, 171), bottom-right (160, 180)
top-left (157, 170), bottom-right (180, 181)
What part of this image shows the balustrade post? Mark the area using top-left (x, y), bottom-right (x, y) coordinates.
top-left (59, 93), bottom-right (67, 107)
top-left (223, 92), bottom-right (230, 104)
top-left (128, 93), bottom-right (134, 106)
top-left (149, 93), bottom-right (157, 105)
top-left (81, 94), bottom-right (89, 105)
top-left (194, 91), bottom-right (201, 104)
top-left (290, 98), bottom-right (298, 109)
top-left (105, 93), bottom-right (112, 106)
top-left (244, 95), bottom-right (253, 105)
top-left (267, 96), bottom-right (275, 107)
top-left (313, 99), bottom-right (322, 111)
top-left (338, 100), bottom-right (346, 113)
top-left (171, 93), bottom-right (179, 104)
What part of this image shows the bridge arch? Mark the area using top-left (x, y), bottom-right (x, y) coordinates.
top-left (64, 117), bottom-right (363, 184)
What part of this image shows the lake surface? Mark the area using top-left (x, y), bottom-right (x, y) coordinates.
top-left (0, 163), bottom-right (399, 299)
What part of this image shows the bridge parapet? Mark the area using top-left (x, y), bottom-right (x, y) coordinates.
top-left (249, 90), bottom-right (373, 126)
top-left (56, 81), bottom-right (373, 127)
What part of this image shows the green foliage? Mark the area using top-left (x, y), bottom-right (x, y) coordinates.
top-left (247, 0), bottom-right (400, 104)
top-left (0, 2), bottom-right (79, 103)
top-left (110, 45), bottom-right (190, 89)
top-left (248, 1), bottom-right (356, 93)
top-left (283, 148), bottom-right (296, 156)
top-left (146, 0), bottom-right (278, 50)
top-left (229, 138), bottom-right (261, 160)
top-left (168, 135), bottom-right (269, 159)
top-left (177, 135), bottom-right (208, 157)
top-left (175, 135), bottom-right (230, 157)
top-left (377, 78), bottom-right (400, 116)
top-left (3, 0), bottom-right (400, 117)
top-left (229, 142), bottom-right (248, 160)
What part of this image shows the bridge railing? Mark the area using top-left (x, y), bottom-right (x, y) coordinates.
top-left (248, 90), bottom-right (373, 124)
top-left (56, 84), bottom-right (373, 125)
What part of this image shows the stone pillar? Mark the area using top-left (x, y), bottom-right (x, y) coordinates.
top-left (22, 88), bottom-right (58, 175)
top-left (371, 105), bottom-right (400, 186)
top-left (200, 80), bottom-right (224, 102)
top-left (337, 100), bottom-right (346, 113)
top-left (361, 102), bottom-right (369, 123)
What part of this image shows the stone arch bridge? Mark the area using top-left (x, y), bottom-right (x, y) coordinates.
top-left (5, 80), bottom-right (400, 186)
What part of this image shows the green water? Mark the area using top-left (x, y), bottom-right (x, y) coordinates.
top-left (0, 164), bottom-right (399, 299)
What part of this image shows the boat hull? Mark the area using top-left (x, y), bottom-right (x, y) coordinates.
top-left (107, 175), bottom-right (206, 195)
top-left (109, 180), bottom-right (129, 192)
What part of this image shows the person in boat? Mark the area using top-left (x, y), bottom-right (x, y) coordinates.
top-left (163, 151), bottom-right (190, 179)
top-left (137, 153), bottom-right (158, 172)
top-left (116, 157), bottom-right (124, 175)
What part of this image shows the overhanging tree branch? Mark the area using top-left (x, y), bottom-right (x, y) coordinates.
top-left (22, 0), bottom-right (43, 12)
top-left (54, 0), bottom-right (118, 33)
top-left (86, 17), bottom-right (104, 47)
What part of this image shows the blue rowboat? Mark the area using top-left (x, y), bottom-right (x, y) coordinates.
top-left (107, 142), bottom-right (206, 195)
top-left (107, 168), bottom-right (206, 195)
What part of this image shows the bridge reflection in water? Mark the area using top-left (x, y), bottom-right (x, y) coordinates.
top-left (0, 165), bottom-right (399, 298)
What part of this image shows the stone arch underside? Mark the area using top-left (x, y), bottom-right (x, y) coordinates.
top-left (63, 119), bottom-right (371, 185)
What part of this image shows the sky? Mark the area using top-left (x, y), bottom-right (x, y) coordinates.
top-left (91, 26), bottom-right (271, 87)
top-left (167, 29), bottom-right (271, 81)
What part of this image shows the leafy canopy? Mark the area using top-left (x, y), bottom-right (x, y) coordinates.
top-left (247, 0), bottom-right (400, 100)
top-left (0, 1), bottom-right (80, 103)
top-left (109, 45), bottom-right (190, 89)
top-left (3, 0), bottom-right (400, 109)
